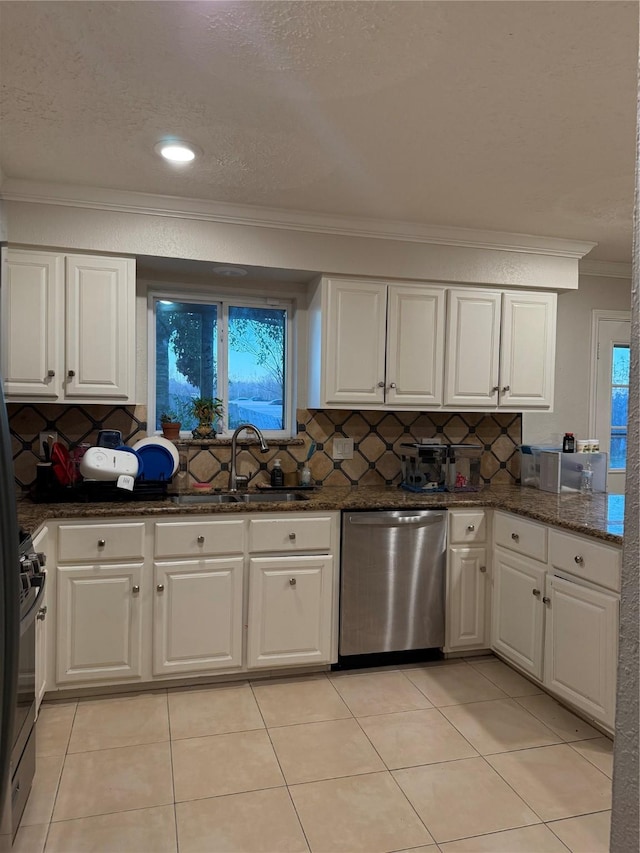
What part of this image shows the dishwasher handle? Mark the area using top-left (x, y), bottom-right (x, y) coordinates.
top-left (348, 513), bottom-right (446, 526)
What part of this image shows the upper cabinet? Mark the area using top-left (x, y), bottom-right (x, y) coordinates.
top-left (308, 277), bottom-right (445, 409)
top-left (2, 249), bottom-right (136, 403)
top-left (445, 289), bottom-right (557, 409)
top-left (308, 277), bottom-right (556, 412)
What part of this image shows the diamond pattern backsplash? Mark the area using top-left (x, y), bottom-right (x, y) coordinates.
top-left (8, 404), bottom-right (521, 491)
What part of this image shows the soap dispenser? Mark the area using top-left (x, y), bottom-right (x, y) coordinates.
top-left (271, 458), bottom-right (284, 487)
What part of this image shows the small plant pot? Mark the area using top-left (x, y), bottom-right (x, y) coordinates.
top-left (192, 421), bottom-right (215, 439)
top-left (161, 422), bottom-right (181, 440)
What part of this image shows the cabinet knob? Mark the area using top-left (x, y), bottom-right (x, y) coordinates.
top-left (47, 369), bottom-right (55, 378)
top-left (37, 606), bottom-right (47, 621)
top-left (501, 385), bottom-right (510, 393)
top-left (288, 532), bottom-right (296, 541)
top-left (98, 539), bottom-right (106, 547)
top-left (197, 535), bottom-right (205, 544)
top-left (574, 555), bottom-right (584, 564)
top-left (543, 596), bottom-right (551, 605)
top-left (377, 381), bottom-right (385, 388)
top-left (68, 369), bottom-right (75, 377)
top-left (479, 565), bottom-right (487, 573)
top-left (389, 382), bottom-right (397, 389)
top-left (157, 584), bottom-right (165, 592)
top-left (492, 386), bottom-right (500, 392)
top-left (289, 577), bottom-right (297, 586)
top-left (132, 585), bottom-right (140, 594)
top-left (511, 532), bottom-right (519, 542)
top-left (466, 524), bottom-right (475, 531)
top-left (532, 588), bottom-right (541, 597)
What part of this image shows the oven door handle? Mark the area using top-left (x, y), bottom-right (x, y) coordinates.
top-left (19, 572), bottom-right (46, 637)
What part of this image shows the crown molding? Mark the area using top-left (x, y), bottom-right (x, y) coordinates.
top-left (0, 179), bottom-right (596, 260)
top-left (579, 259), bottom-right (632, 279)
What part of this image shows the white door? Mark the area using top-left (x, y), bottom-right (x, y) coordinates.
top-left (492, 548), bottom-right (546, 679)
top-left (499, 291), bottom-right (556, 408)
top-left (386, 285), bottom-right (445, 407)
top-left (544, 575), bottom-right (618, 729)
top-left (247, 555), bottom-right (333, 668)
top-left (153, 558), bottom-right (243, 675)
top-left (446, 547), bottom-right (488, 651)
top-left (2, 250), bottom-right (63, 399)
top-left (65, 255), bottom-right (136, 400)
top-left (35, 576), bottom-right (48, 713)
top-left (323, 279), bottom-right (387, 405)
top-left (444, 290), bottom-right (501, 407)
top-left (592, 314), bottom-right (631, 494)
top-left (56, 563), bottom-right (143, 684)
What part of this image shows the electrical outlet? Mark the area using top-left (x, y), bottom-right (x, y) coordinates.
top-left (39, 431), bottom-right (58, 459)
top-left (333, 437), bottom-right (354, 460)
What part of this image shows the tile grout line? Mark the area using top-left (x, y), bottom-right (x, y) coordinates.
top-left (164, 688), bottom-right (180, 853)
top-left (41, 699), bottom-right (79, 843)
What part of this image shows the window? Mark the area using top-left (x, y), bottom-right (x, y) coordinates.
top-left (150, 293), bottom-right (292, 436)
top-left (610, 344), bottom-right (630, 470)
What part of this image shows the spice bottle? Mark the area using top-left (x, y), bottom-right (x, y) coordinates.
top-left (562, 433), bottom-right (576, 453)
top-left (271, 458), bottom-right (284, 487)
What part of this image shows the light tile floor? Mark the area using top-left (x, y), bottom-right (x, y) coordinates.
top-left (15, 657), bottom-right (613, 853)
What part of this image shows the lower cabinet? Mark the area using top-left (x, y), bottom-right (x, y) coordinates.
top-left (153, 558), bottom-right (244, 676)
top-left (491, 547), bottom-right (546, 680)
top-left (446, 546), bottom-right (489, 651)
top-left (247, 556), bottom-right (334, 668)
top-left (56, 563), bottom-right (143, 684)
top-left (544, 574), bottom-right (618, 729)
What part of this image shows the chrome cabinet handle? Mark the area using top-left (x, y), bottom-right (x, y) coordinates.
top-left (98, 539), bottom-right (106, 547)
top-left (68, 369), bottom-right (75, 377)
top-left (288, 532), bottom-right (296, 540)
top-left (479, 566), bottom-right (487, 573)
top-left (377, 381), bottom-right (385, 388)
top-left (501, 385), bottom-right (510, 393)
top-left (532, 588), bottom-right (541, 597)
top-left (511, 532), bottom-right (519, 542)
top-left (37, 606), bottom-right (47, 620)
top-left (492, 385), bottom-right (500, 392)
top-left (197, 535), bottom-right (205, 544)
top-left (389, 382), bottom-right (397, 389)
top-left (157, 584), bottom-right (165, 592)
top-left (574, 555), bottom-right (584, 564)
top-left (47, 369), bottom-right (55, 377)
top-left (543, 596), bottom-right (551, 605)
top-left (467, 524), bottom-right (475, 531)
top-left (132, 585), bottom-right (140, 594)
top-left (289, 577), bottom-right (296, 586)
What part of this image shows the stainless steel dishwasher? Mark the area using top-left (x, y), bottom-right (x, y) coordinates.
top-left (340, 510), bottom-right (447, 657)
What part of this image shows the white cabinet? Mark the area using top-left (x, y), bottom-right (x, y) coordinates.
top-left (56, 562), bottom-right (143, 684)
top-left (492, 548), bottom-right (546, 680)
top-left (247, 556), bottom-right (334, 668)
top-left (544, 575), bottom-right (618, 730)
top-left (445, 289), bottom-right (556, 409)
top-left (153, 557), bottom-right (243, 676)
top-left (445, 509), bottom-right (490, 652)
top-left (308, 277), bottom-right (445, 409)
top-left (2, 249), bottom-right (136, 403)
top-left (32, 526), bottom-right (49, 714)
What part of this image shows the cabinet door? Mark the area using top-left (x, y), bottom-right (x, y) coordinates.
top-left (248, 555), bottom-right (333, 668)
top-left (2, 251), bottom-right (63, 398)
top-left (446, 547), bottom-right (488, 651)
top-left (323, 279), bottom-right (387, 405)
top-left (386, 285), bottom-right (445, 407)
top-left (492, 548), bottom-right (546, 679)
top-left (65, 255), bottom-right (136, 400)
top-left (444, 290), bottom-right (501, 406)
top-left (35, 576), bottom-right (48, 714)
top-left (499, 292), bottom-right (556, 408)
top-left (544, 575), bottom-right (618, 729)
top-left (56, 563), bottom-right (143, 684)
top-left (153, 558), bottom-right (243, 676)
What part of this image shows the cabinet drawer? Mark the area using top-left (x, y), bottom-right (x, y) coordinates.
top-left (450, 510), bottom-right (486, 544)
top-left (155, 520), bottom-right (245, 558)
top-left (58, 523), bottom-right (145, 562)
top-left (494, 512), bottom-right (547, 562)
top-left (249, 516), bottom-right (333, 553)
top-left (549, 529), bottom-right (621, 592)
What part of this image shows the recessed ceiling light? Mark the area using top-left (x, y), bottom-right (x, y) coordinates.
top-left (154, 140), bottom-right (200, 163)
top-left (212, 266), bottom-right (248, 277)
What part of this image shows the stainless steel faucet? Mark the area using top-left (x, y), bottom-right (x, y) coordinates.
top-left (229, 423), bottom-right (269, 491)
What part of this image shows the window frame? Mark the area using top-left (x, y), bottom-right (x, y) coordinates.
top-left (148, 287), bottom-right (295, 439)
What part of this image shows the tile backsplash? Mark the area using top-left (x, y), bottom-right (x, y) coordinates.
top-left (8, 403), bottom-right (521, 491)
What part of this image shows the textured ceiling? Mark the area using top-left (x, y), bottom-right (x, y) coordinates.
top-left (0, 0), bottom-right (637, 261)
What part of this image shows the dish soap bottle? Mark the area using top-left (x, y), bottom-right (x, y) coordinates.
top-left (562, 432), bottom-right (576, 452)
top-left (271, 458), bottom-right (284, 487)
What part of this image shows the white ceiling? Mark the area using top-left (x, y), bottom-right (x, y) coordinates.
top-left (0, 0), bottom-right (637, 262)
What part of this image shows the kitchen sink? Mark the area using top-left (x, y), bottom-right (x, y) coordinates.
top-left (170, 494), bottom-right (239, 505)
top-left (170, 491), bottom-right (311, 505)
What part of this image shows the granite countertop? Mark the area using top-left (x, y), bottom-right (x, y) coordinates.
top-left (17, 485), bottom-right (624, 544)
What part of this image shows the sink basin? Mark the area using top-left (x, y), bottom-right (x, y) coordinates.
top-left (170, 494), bottom-right (239, 505)
top-left (235, 492), bottom-right (311, 503)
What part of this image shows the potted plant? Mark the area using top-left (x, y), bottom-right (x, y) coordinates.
top-left (159, 410), bottom-right (181, 440)
top-left (191, 396), bottom-right (224, 438)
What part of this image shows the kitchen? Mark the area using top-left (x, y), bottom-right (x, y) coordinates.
top-left (0, 2), bottom-right (637, 852)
